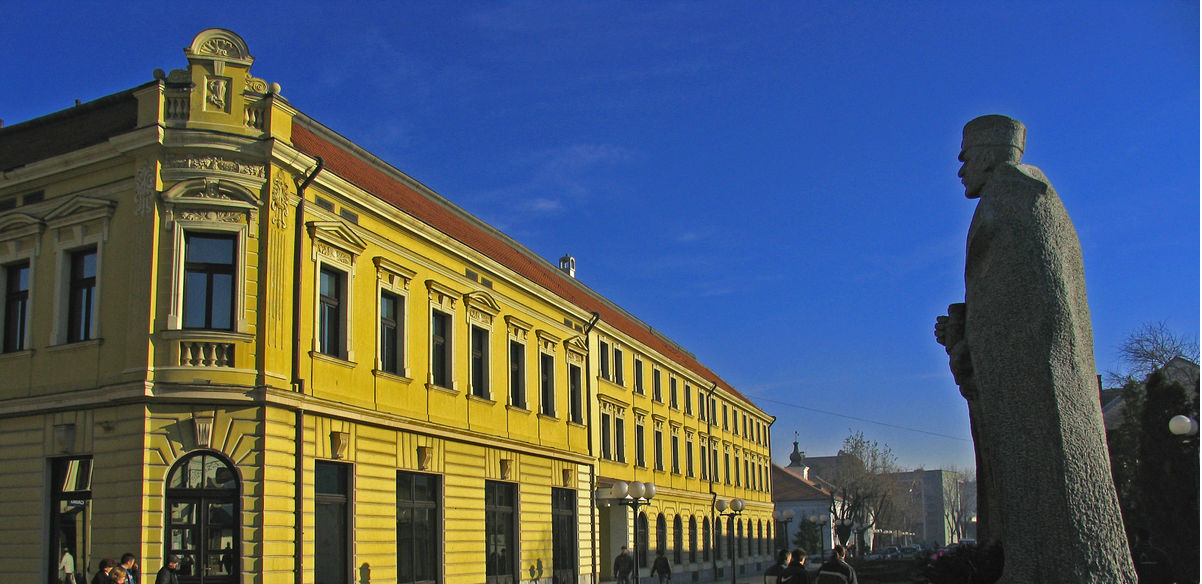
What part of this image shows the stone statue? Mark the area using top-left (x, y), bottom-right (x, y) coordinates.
top-left (935, 115), bottom-right (1135, 583)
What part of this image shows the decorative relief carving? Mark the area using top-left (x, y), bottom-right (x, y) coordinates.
top-left (178, 210), bottom-right (243, 224)
top-left (206, 77), bottom-right (229, 111)
top-left (199, 37), bottom-right (238, 57)
top-left (315, 241), bottom-right (352, 265)
top-left (167, 155), bottom-right (265, 178)
top-left (246, 76), bottom-right (268, 93)
top-left (134, 161), bottom-right (157, 217)
top-left (270, 172), bottom-right (292, 229)
top-left (468, 308), bottom-right (492, 326)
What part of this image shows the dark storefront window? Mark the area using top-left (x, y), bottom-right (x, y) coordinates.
top-left (165, 452), bottom-right (239, 584)
top-left (50, 457), bottom-right (92, 584)
top-left (485, 481), bottom-right (517, 584)
top-left (397, 471), bottom-right (439, 584)
top-left (316, 461), bottom-right (350, 584)
top-left (551, 488), bottom-right (576, 584)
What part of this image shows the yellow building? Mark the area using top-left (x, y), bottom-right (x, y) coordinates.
top-left (0, 30), bottom-right (774, 584)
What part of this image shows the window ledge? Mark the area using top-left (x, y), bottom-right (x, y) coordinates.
top-left (467, 393), bottom-right (495, 405)
top-left (161, 329), bottom-right (254, 343)
top-left (0, 349), bottom-right (34, 361)
top-left (426, 383), bottom-right (458, 395)
top-left (506, 404), bottom-right (531, 414)
top-left (47, 338), bottom-right (103, 352)
top-left (537, 413), bottom-right (559, 422)
top-left (372, 369), bottom-right (413, 384)
top-left (310, 351), bottom-right (357, 369)
top-left (567, 420), bottom-right (587, 429)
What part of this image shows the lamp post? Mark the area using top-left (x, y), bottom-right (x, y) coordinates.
top-left (607, 480), bottom-right (656, 584)
top-left (774, 509), bottom-right (794, 552)
top-left (810, 514), bottom-right (829, 560)
top-left (1169, 415), bottom-right (1199, 437)
top-left (716, 498), bottom-right (745, 584)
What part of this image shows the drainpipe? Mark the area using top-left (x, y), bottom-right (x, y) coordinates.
top-left (292, 157), bottom-right (323, 584)
top-left (581, 312), bottom-right (600, 584)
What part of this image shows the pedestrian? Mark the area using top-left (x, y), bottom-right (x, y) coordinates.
top-left (108, 567), bottom-right (128, 584)
top-left (613, 546), bottom-right (634, 584)
top-left (118, 554), bottom-right (139, 584)
top-left (58, 547), bottom-right (76, 584)
top-left (765, 549), bottom-right (789, 581)
top-left (651, 550), bottom-right (671, 583)
top-left (778, 547), bottom-right (808, 584)
top-left (154, 555), bottom-right (180, 584)
top-left (91, 559), bottom-right (115, 584)
top-left (815, 545), bottom-right (857, 584)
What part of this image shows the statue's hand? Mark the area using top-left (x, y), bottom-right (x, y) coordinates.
top-left (935, 314), bottom-right (951, 347)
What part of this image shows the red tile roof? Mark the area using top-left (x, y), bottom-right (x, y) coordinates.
top-left (291, 119), bottom-right (759, 410)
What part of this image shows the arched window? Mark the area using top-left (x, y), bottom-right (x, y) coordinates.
top-left (702, 517), bottom-right (711, 561)
top-left (757, 520), bottom-right (763, 555)
top-left (165, 451), bottom-right (240, 584)
top-left (726, 516), bottom-right (734, 560)
top-left (688, 516), bottom-right (698, 563)
top-left (638, 512), bottom-right (650, 569)
top-left (656, 513), bottom-right (668, 558)
top-left (767, 522), bottom-right (773, 555)
top-left (673, 515), bottom-right (683, 563)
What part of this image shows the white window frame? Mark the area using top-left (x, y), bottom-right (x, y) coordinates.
top-left (45, 195), bottom-right (115, 345)
top-left (373, 256), bottom-right (415, 378)
top-left (505, 315), bottom-right (532, 409)
top-left (310, 222), bottom-right (366, 362)
top-left (465, 291), bottom-right (501, 400)
top-left (0, 213), bottom-right (42, 354)
top-left (536, 329), bottom-right (561, 418)
top-left (425, 279), bottom-right (462, 391)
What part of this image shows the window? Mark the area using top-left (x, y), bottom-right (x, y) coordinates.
top-left (712, 450), bottom-right (719, 482)
top-left (637, 513), bottom-right (650, 569)
top-left (699, 444), bottom-right (708, 480)
top-left (379, 292), bottom-right (403, 374)
top-left (184, 233), bottom-right (236, 330)
top-left (635, 423), bottom-right (646, 467)
top-left (614, 417), bottom-right (626, 462)
top-left (598, 340), bottom-right (610, 380)
top-left (703, 518), bottom-right (711, 561)
top-left (551, 488), bottom-right (577, 584)
top-left (167, 452), bottom-right (240, 584)
top-left (656, 514), bottom-right (668, 558)
top-left (471, 325), bottom-right (489, 398)
top-left (3, 261), bottom-right (29, 352)
top-left (319, 267), bottom-right (346, 357)
top-left (397, 471), bottom-right (439, 584)
top-left (50, 457), bottom-right (91, 584)
top-left (735, 453), bottom-right (741, 486)
top-left (673, 515), bottom-right (683, 564)
top-left (316, 461), bottom-right (350, 584)
top-left (539, 352), bottom-right (555, 416)
top-left (485, 481), bottom-right (517, 584)
top-left (686, 437), bottom-right (694, 477)
top-left (568, 363), bottom-right (583, 424)
top-left (669, 377), bottom-right (678, 409)
top-left (697, 392), bottom-right (706, 421)
top-left (671, 434), bottom-right (680, 474)
top-left (509, 340), bottom-right (526, 408)
top-left (653, 369), bottom-right (662, 402)
top-left (600, 413), bottom-right (612, 460)
top-left (633, 359), bottom-right (644, 394)
top-left (431, 310), bottom-right (452, 388)
top-left (724, 453), bottom-right (731, 485)
top-left (613, 346), bottom-right (624, 385)
top-left (714, 518), bottom-right (722, 560)
top-left (684, 384), bottom-right (692, 415)
top-left (722, 404), bottom-right (729, 430)
top-left (654, 429), bottom-right (664, 471)
top-left (66, 248), bottom-right (96, 342)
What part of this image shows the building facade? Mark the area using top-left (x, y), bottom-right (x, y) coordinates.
top-left (0, 29), bottom-right (774, 584)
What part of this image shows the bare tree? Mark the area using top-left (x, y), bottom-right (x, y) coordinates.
top-left (1108, 321), bottom-right (1199, 385)
top-left (827, 431), bottom-right (902, 555)
top-left (942, 469), bottom-right (976, 543)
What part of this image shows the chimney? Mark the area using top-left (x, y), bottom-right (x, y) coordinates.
top-left (558, 254), bottom-right (576, 278)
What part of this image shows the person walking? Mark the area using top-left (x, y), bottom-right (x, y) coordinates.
top-left (613, 546), bottom-right (634, 584)
top-left (778, 547), bottom-right (809, 584)
top-left (154, 556), bottom-right (180, 584)
top-left (650, 550), bottom-right (671, 583)
top-left (118, 555), bottom-right (139, 584)
top-left (815, 545), bottom-right (857, 584)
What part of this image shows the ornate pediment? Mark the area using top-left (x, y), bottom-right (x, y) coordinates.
top-left (307, 220), bottom-right (367, 257)
top-left (44, 196), bottom-right (116, 227)
top-left (0, 213), bottom-right (45, 242)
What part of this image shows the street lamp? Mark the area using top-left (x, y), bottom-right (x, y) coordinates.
top-left (607, 480), bottom-right (656, 584)
top-left (810, 514), bottom-right (829, 560)
top-left (774, 509), bottom-right (794, 552)
top-left (715, 498), bottom-right (745, 584)
top-left (1169, 415), bottom-right (1199, 437)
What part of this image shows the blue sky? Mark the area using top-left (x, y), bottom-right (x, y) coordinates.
top-left (3, 1), bottom-right (1197, 471)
